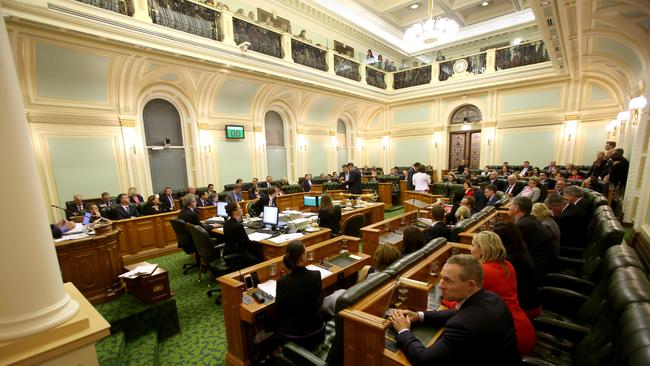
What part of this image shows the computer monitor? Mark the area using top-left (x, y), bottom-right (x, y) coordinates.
top-left (262, 206), bottom-right (279, 227)
top-left (303, 195), bottom-right (320, 207)
top-left (82, 211), bottom-right (92, 226)
top-left (217, 201), bottom-right (228, 217)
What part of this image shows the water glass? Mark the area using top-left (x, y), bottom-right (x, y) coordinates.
top-left (269, 263), bottom-right (277, 277)
top-left (397, 286), bottom-right (408, 303)
top-left (307, 251), bottom-right (315, 262)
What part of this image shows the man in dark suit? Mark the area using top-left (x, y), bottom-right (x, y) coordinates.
top-left (484, 184), bottom-right (499, 206)
top-left (252, 186), bottom-right (277, 216)
top-left (259, 175), bottom-right (273, 189)
top-left (225, 184), bottom-right (244, 204)
top-left (302, 174), bottom-right (313, 192)
top-left (66, 194), bottom-right (86, 219)
top-left (564, 186), bottom-right (592, 215)
top-left (160, 187), bottom-right (176, 212)
top-left (406, 162), bottom-right (421, 191)
top-left (343, 163), bottom-right (362, 194)
top-left (487, 171), bottom-right (505, 192)
top-left (111, 193), bottom-right (140, 220)
top-left (546, 194), bottom-right (588, 248)
top-left (510, 197), bottom-right (558, 277)
top-left (503, 175), bottom-right (522, 197)
top-left (543, 160), bottom-right (557, 174)
top-left (390, 254), bottom-right (520, 365)
top-left (196, 191), bottom-right (209, 207)
top-left (538, 171), bottom-right (555, 190)
top-left (98, 192), bottom-right (114, 212)
top-left (178, 194), bottom-right (218, 234)
top-left (223, 203), bottom-right (262, 267)
top-left (424, 205), bottom-right (451, 241)
top-left (249, 178), bottom-right (260, 198)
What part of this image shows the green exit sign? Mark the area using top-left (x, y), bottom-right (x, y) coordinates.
top-left (225, 125), bottom-right (245, 139)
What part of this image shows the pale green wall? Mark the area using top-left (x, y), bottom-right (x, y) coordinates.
top-left (394, 138), bottom-right (430, 166)
top-left (589, 84), bottom-right (611, 103)
top-left (499, 130), bottom-right (556, 167)
top-left (217, 138), bottom-right (252, 185)
top-left (368, 115), bottom-right (381, 130)
top-left (596, 38), bottom-right (644, 78)
top-left (214, 78), bottom-right (260, 115)
top-left (308, 96), bottom-right (339, 124)
top-left (366, 139), bottom-right (381, 166)
top-left (393, 105), bottom-right (430, 124)
top-left (501, 87), bottom-right (562, 113)
top-left (580, 123), bottom-right (608, 165)
top-left (48, 137), bottom-right (120, 206)
top-left (35, 43), bottom-right (109, 101)
top-left (307, 138), bottom-right (328, 175)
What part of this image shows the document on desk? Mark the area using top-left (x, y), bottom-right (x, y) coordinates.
top-left (268, 233), bottom-right (304, 244)
top-left (54, 233), bottom-right (90, 242)
top-left (379, 232), bottom-right (403, 246)
top-left (306, 265), bottom-right (333, 279)
top-left (301, 212), bottom-right (317, 217)
top-left (258, 279), bottom-right (277, 298)
top-left (289, 218), bottom-right (310, 225)
top-left (283, 210), bottom-right (302, 215)
top-left (63, 223), bottom-right (85, 235)
top-left (205, 216), bottom-right (225, 224)
top-left (248, 232), bottom-right (273, 241)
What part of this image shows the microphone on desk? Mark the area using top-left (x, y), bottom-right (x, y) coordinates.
top-left (51, 204), bottom-right (67, 211)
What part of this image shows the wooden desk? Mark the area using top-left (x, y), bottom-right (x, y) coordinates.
top-left (457, 211), bottom-right (514, 244)
top-left (112, 211), bottom-right (180, 264)
top-left (340, 202), bottom-right (385, 228)
top-left (360, 210), bottom-right (422, 257)
top-left (212, 226), bottom-right (331, 260)
top-left (339, 242), bottom-right (471, 365)
top-left (218, 236), bottom-right (368, 366)
top-left (377, 182), bottom-right (393, 209)
top-left (55, 229), bottom-right (125, 304)
top-left (276, 191), bottom-right (321, 211)
top-left (402, 191), bottom-right (444, 213)
top-left (399, 180), bottom-right (407, 203)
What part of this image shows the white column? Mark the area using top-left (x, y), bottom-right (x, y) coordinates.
top-left (0, 12), bottom-right (79, 341)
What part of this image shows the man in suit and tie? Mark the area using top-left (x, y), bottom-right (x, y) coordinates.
top-left (510, 197), bottom-right (558, 277)
top-left (249, 178), bottom-right (260, 197)
top-left (543, 160), bottom-right (557, 174)
top-left (554, 178), bottom-right (566, 196)
top-left (538, 171), bottom-right (555, 190)
top-left (66, 194), bottom-right (86, 219)
top-left (343, 162), bottom-right (362, 195)
top-left (484, 185), bottom-right (499, 206)
top-left (546, 193), bottom-right (589, 248)
top-left (302, 174), bottom-right (313, 192)
top-left (98, 192), bottom-right (114, 212)
top-left (259, 175), bottom-right (274, 189)
top-left (520, 161), bottom-right (532, 177)
top-left (406, 162), bottom-right (421, 191)
top-left (111, 193), bottom-right (140, 220)
top-left (390, 254), bottom-right (520, 365)
top-left (160, 187), bottom-right (176, 212)
top-left (252, 186), bottom-right (277, 216)
top-left (487, 171), bottom-right (505, 192)
top-left (503, 175), bottom-right (522, 197)
top-left (206, 183), bottom-right (216, 195)
top-left (197, 191), bottom-right (209, 207)
top-left (424, 205), bottom-right (451, 241)
top-left (225, 184), bottom-right (244, 204)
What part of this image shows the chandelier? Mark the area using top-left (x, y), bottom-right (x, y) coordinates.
top-left (404, 0), bottom-right (459, 44)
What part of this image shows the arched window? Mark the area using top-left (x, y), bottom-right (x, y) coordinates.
top-left (265, 111), bottom-right (288, 180)
top-left (143, 99), bottom-right (188, 193)
top-left (337, 119), bottom-right (349, 167)
top-left (450, 105), bottom-right (482, 124)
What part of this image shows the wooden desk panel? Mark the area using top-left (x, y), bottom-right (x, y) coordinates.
top-left (402, 191), bottom-right (444, 213)
top-left (55, 229), bottom-right (125, 304)
top-left (457, 211), bottom-right (511, 244)
top-left (360, 211), bottom-right (421, 258)
top-left (218, 236), bottom-right (367, 366)
top-left (378, 182), bottom-right (393, 209)
top-left (399, 180), bottom-right (407, 204)
top-left (340, 202), bottom-right (385, 228)
top-left (112, 211), bottom-right (180, 264)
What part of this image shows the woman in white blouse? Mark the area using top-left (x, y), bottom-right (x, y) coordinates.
top-left (412, 165), bottom-right (431, 193)
top-left (516, 177), bottom-right (541, 202)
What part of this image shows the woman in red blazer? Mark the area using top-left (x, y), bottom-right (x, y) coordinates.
top-left (463, 180), bottom-right (475, 197)
top-left (470, 231), bottom-right (536, 356)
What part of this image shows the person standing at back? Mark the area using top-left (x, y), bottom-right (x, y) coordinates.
top-left (406, 162), bottom-right (421, 191)
top-left (342, 162), bottom-right (362, 195)
top-left (412, 165), bottom-right (431, 193)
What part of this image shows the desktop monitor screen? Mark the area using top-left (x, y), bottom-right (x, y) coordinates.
top-left (262, 206), bottom-right (279, 227)
top-left (217, 201), bottom-right (228, 217)
top-left (303, 196), bottom-right (320, 207)
top-left (82, 211), bottom-right (92, 225)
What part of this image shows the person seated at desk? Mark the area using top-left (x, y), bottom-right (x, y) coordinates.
top-left (276, 241), bottom-right (325, 349)
top-left (141, 195), bottom-right (162, 216)
top-left (98, 192), bottom-right (114, 212)
top-left (128, 186), bottom-right (144, 204)
top-left (207, 192), bottom-right (219, 206)
top-left (463, 180), bottom-right (474, 197)
top-left (389, 254), bottom-right (520, 365)
top-left (318, 194), bottom-right (341, 236)
top-left (50, 219), bottom-right (76, 239)
top-left (66, 194), bottom-right (86, 219)
top-left (455, 205), bottom-right (471, 223)
top-left (402, 227), bottom-right (426, 256)
top-left (111, 193), bottom-right (140, 220)
top-left (516, 177), bottom-right (541, 203)
top-left (206, 183), bottom-right (216, 196)
top-left (485, 185), bottom-right (499, 206)
top-left (252, 187), bottom-right (277, 216)
top-left (249, 178), bottom-right (260, 197)
top-left (86, 203), bottom-right (102, 221)
top-left (302, 174), bottom-right (313, 192)
top-left (197, 191), bottom-right (210, 207)
top-left (160, 187), bottom-right (176, 212)
top-left (223, 203), bottom-right (261, 267)
top-left (225, 184), bottom-right (244, 204)
top-left (470, 232), bottom-right (536, 355)
top-left (424, 205), bottom-right (451, 242)
top-left (260, 175), bottom-right (273, 189)
top-left (275, 183), bottom-right (285, 197)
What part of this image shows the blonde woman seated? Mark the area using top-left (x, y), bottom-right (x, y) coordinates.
top-left (470, 231), bottom-right (536, 356)
top-left (322, 244), bottom-right (400, 317)
top-left (516, 177), bottom-right (541, 202)
top-left (531, 202), bottom-right (561, 256)
top-left (455, 205), bottom-right (471, 223)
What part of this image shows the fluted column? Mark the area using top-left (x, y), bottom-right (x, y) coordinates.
top-left (0, 11), bottom-right (79, 341)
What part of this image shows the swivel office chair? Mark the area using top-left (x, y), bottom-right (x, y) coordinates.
top-left (170, 219), bottom-right (199, 275)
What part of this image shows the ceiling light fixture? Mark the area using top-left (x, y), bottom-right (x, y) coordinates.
top-left (405, 0), bottom-right (459, 45)
top-left (409, 3), bottom-right (420, 10)
top-left (512, 37), bottom-right (523, 45)
top-left (481, 1), bottom-right (489, 6)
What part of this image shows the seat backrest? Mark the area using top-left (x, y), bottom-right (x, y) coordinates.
top-left (341, 213), bottom-right (365, 238)
top-left (247, 201), bottom-right (257, 217)
top-left (186, 224), bottom-right (219, 264)
top-left (170, 219), bottom-right (195, 253)
top-left (450, 217), bottom-right (477, 242)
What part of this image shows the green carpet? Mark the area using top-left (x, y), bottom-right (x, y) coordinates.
top-left (95, 206), bottom-right (403, 365)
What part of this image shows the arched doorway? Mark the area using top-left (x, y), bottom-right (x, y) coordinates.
top-left (448, 104), bottom-right (482, 170)
top-left (142, 99), bottom-right (188, 193)
top-left (265, 111), bottom-right (288, 179)
top-left (336, 119), bottom-right (350, 167)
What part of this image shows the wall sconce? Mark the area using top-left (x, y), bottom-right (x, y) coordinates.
top-left (382, 136), bottom-right (390, 150)
top-left (331, 135), bottom-right (339, 148)
top-left (123, 128), bottom-right (137, 155)
top-left (356, 138), bottom-right (365, 150)
top-left (200, 130), bottom-right (212, 152)
top-left (432, 133), bottom-right (441, 148)
top-left (606, 119), bottom-right (620, 139)
top-left (298, 134), bottom-right (307, 150)
top-left (255, 132), bottom-right (266, 148)
top-left (629, 95), bottom-right (647, 126)
top-left (564, 120), bottom-right (577, 142)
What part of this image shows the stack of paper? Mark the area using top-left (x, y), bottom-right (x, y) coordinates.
top-left (283, 210), bottom-right (302, 215)
top-left (306, 264), bottom-right (333, 279)
top-left (119, 263), bottom-right (159, 279)
top-left (268, 233), bottom-right (304, 243)
top-left (248, 232), bottom-right (273, 241)
top-left (54, 233), bottom-right (90, 242)
top-left (301, 212), bottom-right (317, 217)
top-left (258, 279), bottom-right (277, 297)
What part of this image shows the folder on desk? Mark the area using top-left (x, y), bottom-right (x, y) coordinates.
top-left (402, 199), bottom-right (430, 209)
top-left (306, 264), bottom-right (333, 279)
